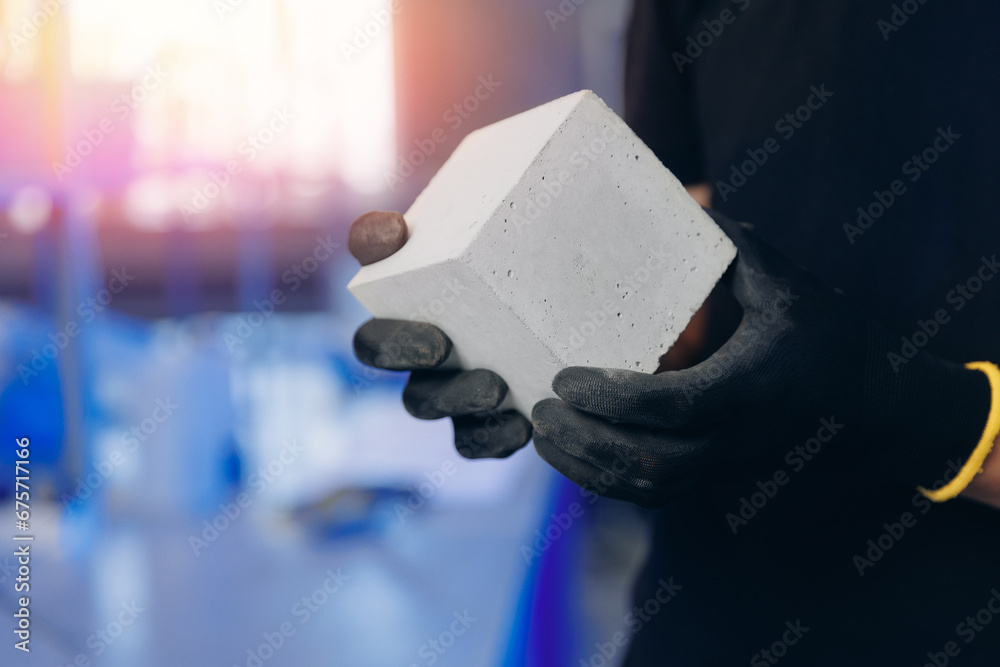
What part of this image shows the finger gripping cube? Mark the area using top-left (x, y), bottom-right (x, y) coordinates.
top-left (348, 90), bottom-right (736, 416)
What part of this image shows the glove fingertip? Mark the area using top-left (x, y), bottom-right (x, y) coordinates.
top-left (531, 397), bottom-right (571, 430)
top-left (403, 369), bottom-right (508, 419)
top-left (353, 319), bottom-right (452, 370)
top-left (454, 411), bottom-right (531, 459)
top-left (551, 367), bottom-right (649, 416)
top-left (551, 366), bottom-right (605, 402)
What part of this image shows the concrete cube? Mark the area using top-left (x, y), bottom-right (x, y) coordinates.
top-left (348, 90), bottom-right (736, 416)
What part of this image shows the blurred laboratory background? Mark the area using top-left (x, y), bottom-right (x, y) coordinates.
top-left (0, 0), bottom-right (649, 664)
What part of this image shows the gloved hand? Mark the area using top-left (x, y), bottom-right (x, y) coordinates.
top-left (350, 211), bottom-right (532, 459)
top-left (533, 210), bottom-right (996, 507)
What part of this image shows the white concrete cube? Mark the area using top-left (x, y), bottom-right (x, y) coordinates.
top-left (348, 90), bottom-right (736, 416)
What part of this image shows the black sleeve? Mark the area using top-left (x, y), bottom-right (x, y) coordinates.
top-left (625, 0), bottom-right (706, 184)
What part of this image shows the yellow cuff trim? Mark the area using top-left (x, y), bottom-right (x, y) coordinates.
top-left (918, 361), bottom-right (1000, 502)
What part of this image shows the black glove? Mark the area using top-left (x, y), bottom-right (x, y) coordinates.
top-left (350, 212), bottom-right (532, 459)
top-left (532, 210), bottom-right (994, 507)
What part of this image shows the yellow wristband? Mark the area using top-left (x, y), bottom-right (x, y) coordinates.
top-left (918, 361), bottom-right (1000, 502)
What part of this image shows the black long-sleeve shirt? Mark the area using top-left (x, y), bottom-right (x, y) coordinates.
top-left (623, 1), bottom-right (1000, 664)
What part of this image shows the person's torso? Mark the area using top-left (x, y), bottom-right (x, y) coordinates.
top-left (625, 1), bottom-right (1000, 663)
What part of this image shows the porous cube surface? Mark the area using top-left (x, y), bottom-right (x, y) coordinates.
top-left (348, 90), bottom-right (736, 416)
